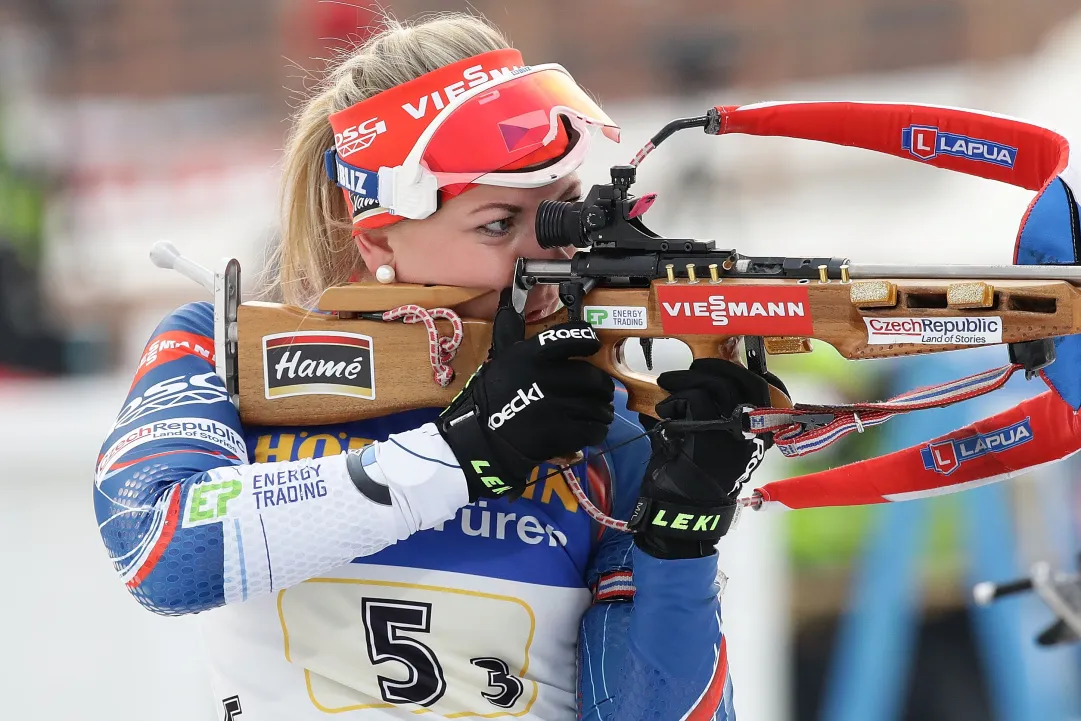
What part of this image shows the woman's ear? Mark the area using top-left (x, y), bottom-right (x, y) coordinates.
top-left (353, 229), bottom-right (394, 276)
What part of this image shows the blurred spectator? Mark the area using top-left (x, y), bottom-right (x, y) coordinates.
top-left (0, 106), bottom-right (71, 376)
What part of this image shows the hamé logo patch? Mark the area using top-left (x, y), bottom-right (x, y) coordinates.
top-left (263, 331), bottom-right (375, 400)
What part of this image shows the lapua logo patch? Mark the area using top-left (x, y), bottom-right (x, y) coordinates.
top-left (902, 125), bottom-right (1017, 168)
top-left (921, 418), bottom-right (1033, 476)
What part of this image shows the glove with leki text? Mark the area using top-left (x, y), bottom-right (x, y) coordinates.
top-left (629, 358), bottom-right (788, 560)
top-left (437, 298), bottom-right (615, 501)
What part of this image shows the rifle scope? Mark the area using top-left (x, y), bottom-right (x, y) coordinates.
top-left (535, 199), bottom-right (593, 250)
top-left (536, 165), bottom-right (637, 249)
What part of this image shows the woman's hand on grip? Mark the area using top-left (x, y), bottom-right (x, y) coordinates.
top-left (438, 304), bottom-right (614, 501)
top-left (631, 358), bottom-right (786, 559)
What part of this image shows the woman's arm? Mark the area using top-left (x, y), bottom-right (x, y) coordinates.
top-left (94, 301), bottom-right (469, 616)
top-left (576, 404), bottom-right (734, 720)
top-left (578, 536), bottom-right (733, 720)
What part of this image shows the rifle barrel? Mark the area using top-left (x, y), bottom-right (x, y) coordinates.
top-left (519, 258), bottom-right (1081, 284)
top-left (848, 263), bottom-right (1081, 283)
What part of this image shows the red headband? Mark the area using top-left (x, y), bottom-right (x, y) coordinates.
top-left (327, 48), bottom-right (572, 231)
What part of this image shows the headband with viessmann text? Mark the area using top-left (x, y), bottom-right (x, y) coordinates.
top-left (325, 48), bottom-right (620, 231)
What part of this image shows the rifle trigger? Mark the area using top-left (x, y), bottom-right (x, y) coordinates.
top-left (641, 338), bottom-right (654, 371)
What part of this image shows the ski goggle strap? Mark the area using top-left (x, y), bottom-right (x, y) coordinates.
top-left (713, 101), bottom-right (1081, 409)
top-left (324, 48), bottom-right (619, 230)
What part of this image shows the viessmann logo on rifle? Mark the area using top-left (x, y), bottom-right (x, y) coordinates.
top-left (262, 331), bottom-right (375, 400)
top-left (655, 285), bottom-right (814, 335)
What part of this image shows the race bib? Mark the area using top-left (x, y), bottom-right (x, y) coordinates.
top-left (278, 578), bottom-right (538, 716)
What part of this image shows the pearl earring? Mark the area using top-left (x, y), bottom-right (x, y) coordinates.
top-left (375, 264), bottom-right (396, 284)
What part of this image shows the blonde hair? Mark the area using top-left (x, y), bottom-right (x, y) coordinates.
top-left (265, 12), bottom-right (511, 308)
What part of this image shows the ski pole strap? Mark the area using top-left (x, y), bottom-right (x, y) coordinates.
top-left (627, 496), bottom-right (740, 540)
top-left (746, 363), bottom-right (1026, 457)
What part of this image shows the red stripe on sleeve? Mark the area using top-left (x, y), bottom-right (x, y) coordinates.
top-left (126, 487), bottom-right (183, 589)
top-left (131, 331), bottom-right (216, 388)
top-left (685, 636), bottom-right (729, 721)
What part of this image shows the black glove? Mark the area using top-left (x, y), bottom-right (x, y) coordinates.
top-left (629, 358), bottom-right (783, 560)
top-left (437, 298), bottom-right (615, 501)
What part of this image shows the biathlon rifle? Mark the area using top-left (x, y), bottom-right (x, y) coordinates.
top-left (150, 102), bottom-right (1081, 459)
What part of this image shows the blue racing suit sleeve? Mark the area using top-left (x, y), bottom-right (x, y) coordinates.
top-left (93, 302), bottom-right (243, 615)
top-left (92, 302), bottom-right (469, 617)
top-left (577, 387), bottom-right (734, 721)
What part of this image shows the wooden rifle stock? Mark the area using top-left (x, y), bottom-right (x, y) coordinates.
top-left (237, 296), bottom-right (758, 427)
top-left (236, 276), bottom-right (1081, 427)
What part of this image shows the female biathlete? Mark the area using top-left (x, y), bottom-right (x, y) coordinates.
top-left (93, 14), bottom-right (783, 720)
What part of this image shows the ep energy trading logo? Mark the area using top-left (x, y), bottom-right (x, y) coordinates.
top-left (583, 306), bottom-right (647, 330)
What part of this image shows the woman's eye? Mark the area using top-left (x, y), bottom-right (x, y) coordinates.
top-left (479, 217), bottom-right (513, 237)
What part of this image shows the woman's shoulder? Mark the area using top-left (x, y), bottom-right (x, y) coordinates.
top-left (125, 301), bottom-right (219, 374)
top-left (153, 301), bottom-right (215, 335)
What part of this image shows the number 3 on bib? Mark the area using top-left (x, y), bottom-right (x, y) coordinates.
top-left (278, 579), bottom-right (537, 715)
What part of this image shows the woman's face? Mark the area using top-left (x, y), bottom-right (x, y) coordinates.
top-left (355, 174), bottom-right (582, 321)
